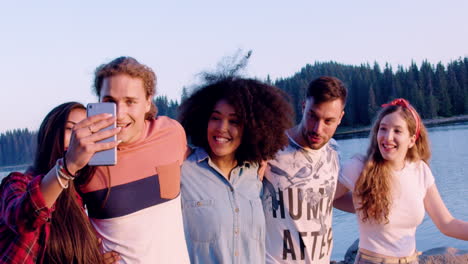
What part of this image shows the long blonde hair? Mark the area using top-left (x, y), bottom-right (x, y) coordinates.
top-left (354, 104), bottom-right (431, 224)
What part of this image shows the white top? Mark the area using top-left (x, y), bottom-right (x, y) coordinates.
top-left (339, 158), bottom-right (435, 257)
top-left (262, 137), bottom-right (340, 264)
top-left (92, 196), bottom-right (189, 264)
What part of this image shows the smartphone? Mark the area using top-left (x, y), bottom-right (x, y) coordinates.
top-left (86, 102), bottom-right (117, 166)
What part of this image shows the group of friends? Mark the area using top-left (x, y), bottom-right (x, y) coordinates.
top-left (0, 56), bottom-right (467, 264)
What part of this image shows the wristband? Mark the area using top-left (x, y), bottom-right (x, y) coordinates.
top-left (55, 160), bottom-right (69, 189)
top-left (63, 154), bottom-right (76, 177)
top-left (57, 158), bottom-right (76, 180)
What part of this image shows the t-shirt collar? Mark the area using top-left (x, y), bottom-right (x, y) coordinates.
top-left (286, 132), bottom-right (328, 154)
top-left (194, 147), bottom-right (251, 168)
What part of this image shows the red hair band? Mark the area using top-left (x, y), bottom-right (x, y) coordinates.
top-left (381, 98), bottom-right (421, 141)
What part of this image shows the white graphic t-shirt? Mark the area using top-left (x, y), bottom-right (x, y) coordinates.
top-left (262, 136), bottom-right (340, 264)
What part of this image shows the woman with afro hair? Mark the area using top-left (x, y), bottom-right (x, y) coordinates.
top-left (178, 77), bottom-right (294, 263)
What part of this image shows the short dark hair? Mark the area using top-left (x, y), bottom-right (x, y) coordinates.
top-left (306, 76), bottom-right (347, 106)
top-left (178, 77), bottom-right (294, 164)
top-left (93, 56), bottom-right (157, 119)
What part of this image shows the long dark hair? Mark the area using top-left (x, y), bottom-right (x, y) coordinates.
top-left (31, 102), bottom-right (102, 263)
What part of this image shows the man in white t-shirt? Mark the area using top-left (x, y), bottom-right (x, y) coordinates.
top-left (262, 76), bottom-right (348, 264)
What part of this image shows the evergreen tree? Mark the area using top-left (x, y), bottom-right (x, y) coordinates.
top-left (181, 87), bottom-right (189, 103)
top-left (419, 60), bottom-right (437, 118)
top-left (447, 64), bottom-right (464, 115)
top-left (0, 129), bottom-right (36, 167)
top-left (154, 96), bottom-right (179, 119)
top-left (434, 63), bottom-right (452, 116)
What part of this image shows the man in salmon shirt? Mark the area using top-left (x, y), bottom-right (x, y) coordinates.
top-left (72, 56), bottom-right (190, 263)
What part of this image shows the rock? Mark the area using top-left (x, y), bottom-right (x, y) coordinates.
top-left (338, 240), bottom-right (468, 264)
top-left (419, 247), bottom-right (468, 264)
top-left (422, 247), bottom-right (468, 256)
top-left (343, 239), bottom-right (359, 264)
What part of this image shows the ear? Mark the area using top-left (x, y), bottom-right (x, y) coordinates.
top-left (337, 111), bottom-right (345, 125)
top-left (408, 134), bottom-right (417, 149)
top-left (145, 97), bottom-right (151, 113)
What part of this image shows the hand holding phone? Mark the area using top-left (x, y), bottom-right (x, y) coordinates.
top-left (86, 103), bottom-right (117, 166)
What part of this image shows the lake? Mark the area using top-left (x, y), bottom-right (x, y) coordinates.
top-left (1, 123), bottom-right (467, 260)
top-left (0, 165), bottom-right (29, 177)
top-left (332, 122), bottom-right (468, 260)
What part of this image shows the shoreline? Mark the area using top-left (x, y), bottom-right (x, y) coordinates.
top-left (1, 116), bottom-right (467, 168)
top-left (334, 114), bottom-right (468, 140)
top-left (0, 163), bottom-right (29, 172)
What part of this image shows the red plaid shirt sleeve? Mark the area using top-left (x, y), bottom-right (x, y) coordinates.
top-left (0, 172), bottom-right (55, 264)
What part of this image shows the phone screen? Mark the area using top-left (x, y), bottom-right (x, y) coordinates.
top-left (86, 102), bottom-right (117, 166)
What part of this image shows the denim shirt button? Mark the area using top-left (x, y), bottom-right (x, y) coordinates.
top-left (196, 201), bottom-right (202, 206)
top-left (234, 208), bottom-right (239, 213)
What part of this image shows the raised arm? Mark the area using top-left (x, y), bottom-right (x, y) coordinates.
top-left (40, 114), bottom-right (120, 207)
top-left (424, 184), bottom-right (468, 240)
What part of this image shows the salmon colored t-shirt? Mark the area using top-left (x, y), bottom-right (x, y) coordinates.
top-left (81, 116), bottom-right (190, 264)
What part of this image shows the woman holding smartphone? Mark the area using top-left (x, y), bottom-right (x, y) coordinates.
top-left (0, 102), bottom-right (120, 264)
top-left (178, 77), bottom-right (294, 263)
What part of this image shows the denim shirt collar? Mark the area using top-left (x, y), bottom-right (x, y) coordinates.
top-left (193, 147), bottom-right (251, 169)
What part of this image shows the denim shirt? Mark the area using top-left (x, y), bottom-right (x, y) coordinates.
top-left (181, 148), bottom-right (265, 264)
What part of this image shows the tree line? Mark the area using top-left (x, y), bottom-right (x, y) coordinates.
top-left (275, 58), bottom-right (467, 126)
top-left (1, 58), bottom-right (467, 167)
top-left (0, 129), bottom-right (37, 167)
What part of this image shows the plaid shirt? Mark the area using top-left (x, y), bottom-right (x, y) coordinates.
top-left (0, 172), bottom-right (55, 264)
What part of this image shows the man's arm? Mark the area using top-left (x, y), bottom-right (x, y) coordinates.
top-left (333, 181), bottom-right (355, 213)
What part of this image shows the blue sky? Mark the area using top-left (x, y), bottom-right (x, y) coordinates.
top-left (1, 0), bottom-right (467, 133)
